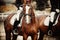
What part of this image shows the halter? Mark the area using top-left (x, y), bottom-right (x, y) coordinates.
top-left (24, 14), bottom-right (32, 17)
top-left (23, 4), bottom-right (33, 18)
top-left (23, 0), bottom-right (35, 24)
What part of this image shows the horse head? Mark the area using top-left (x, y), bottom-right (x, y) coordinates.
top-left (23, 5), bottom-right (35, 24)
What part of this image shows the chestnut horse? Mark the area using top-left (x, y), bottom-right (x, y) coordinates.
top-left (4, 13), bottom-right (23, 40)
top-left (4, 0), bottom-right (40, 40)
top-left (37, 14), bottom-right (60, 40)
top-left (21, 5), bottom-right (39, 40)
top-left (4, 4), bottom-right (39, 40)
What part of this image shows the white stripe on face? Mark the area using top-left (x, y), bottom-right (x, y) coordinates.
top-left (25, 5), bottom-right (31, 24)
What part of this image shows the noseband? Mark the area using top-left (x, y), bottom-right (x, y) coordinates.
top-left (24, 14), bottom-right (32, 17)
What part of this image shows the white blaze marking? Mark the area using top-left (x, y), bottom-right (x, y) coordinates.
top-left (25, 5), bottom-right (31, 24)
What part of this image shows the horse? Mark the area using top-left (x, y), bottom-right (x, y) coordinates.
top-left (37, 13), bottom-right (60, 40)
top-left (4, 5), bottom-right (23, 40)
top-left (21, 4), bottom-right (39, 40)
top-left (4, 13), bottom-right (23, 40)
top-left (4, 3), bottom-right (39, 40)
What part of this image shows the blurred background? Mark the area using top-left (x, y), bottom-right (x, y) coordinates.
top-left (0, 0), bottom-right (60, 40)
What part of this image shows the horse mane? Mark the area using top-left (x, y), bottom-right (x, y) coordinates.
top-left (30, 5), bottom-right (36, 24)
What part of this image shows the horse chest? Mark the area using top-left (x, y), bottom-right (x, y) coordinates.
top-left (22, 24), bottom-right (37, 34)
